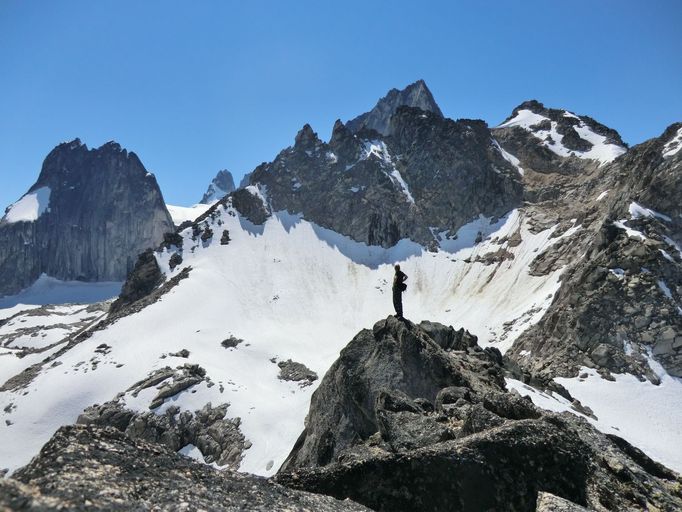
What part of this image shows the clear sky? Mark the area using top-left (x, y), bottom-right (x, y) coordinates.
top-left (1, 0), bottom-right (681, 209)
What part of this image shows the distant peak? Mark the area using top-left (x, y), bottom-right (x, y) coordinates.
top-left (200, 169), bottom-right (236, 204)
top-left (346, 79), bottom-right (443, 136)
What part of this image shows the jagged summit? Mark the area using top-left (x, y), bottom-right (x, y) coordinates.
top-left (200, 169), bottom-right (236, 204)
top-left (245, 98), bottom-right (522, 248)
top-left (346, 79), bottom-right (443, 135)
top-left (294, 123), bottom-right (322, 149)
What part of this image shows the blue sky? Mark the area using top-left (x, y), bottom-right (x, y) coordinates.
top-left (1, 0), bottom-right (681, 209)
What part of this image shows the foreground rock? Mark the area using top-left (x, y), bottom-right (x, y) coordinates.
top-left (277, 317), bottom-right (682, 511)
top-left (1, 425), bottom-right (368, 511)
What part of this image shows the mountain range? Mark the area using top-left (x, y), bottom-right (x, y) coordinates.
top-left (1, 79), bottom-right (682, 511)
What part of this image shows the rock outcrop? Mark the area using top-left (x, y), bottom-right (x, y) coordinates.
top-left (277, 317), bottom-right (682, 512)
top-left (200, 169), bottom-right (236, 204)
top-left (1, 424), bottom-right (369, 511)
top-left (0, 139), bottom-right (174, 296)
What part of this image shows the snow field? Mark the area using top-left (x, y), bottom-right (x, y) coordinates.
top-left (166, 203), bottom-right (212, 225)
top-left (0, 204), bottom-right (576, 477)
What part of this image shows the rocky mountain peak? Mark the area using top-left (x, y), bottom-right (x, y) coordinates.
top-left (294, 123), bottom-right (321, 150)
top-left (494, 99), bottom-right (627, 170)
top-left (346, 79), bottom-right (443, 136)
top-left (0, 139), bottom-right (174, 296)
top-left (200, 169), bottom-right (236, 204)
top-left (330, 119), bottom-right (350, 142)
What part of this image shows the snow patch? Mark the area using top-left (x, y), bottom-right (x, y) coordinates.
top-left (609, 268), bottom-right (625, 279)
top-left (572, 124), bottom-right (627, 164)
top-left (166, 204), bottom-right (212, 225)
top-left (660, 249), bottom-right (675, 263)
top-left (388, 168), bottom-right (415, 204)
top-left (613, 220), bottom-right (646, 241)
top-left (492, 139), bottom-right (524, 176)
top-left (596, 190), bottom-right (608, 201)
top-left (663, 127), bottom-right (682, 158)
top-left (663, 235), bottom-right (682, 259)
top-left (3, 187), bottom-right (51, 223)
top-left (498, 109), bottom-right (549, 129)
top-left (628, 202), bottom-right (671, 222)
top-left (658, 280), bottom-right (673, 300)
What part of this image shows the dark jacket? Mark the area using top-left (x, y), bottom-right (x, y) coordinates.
top-left (393, 270), bottom-right (407, 292)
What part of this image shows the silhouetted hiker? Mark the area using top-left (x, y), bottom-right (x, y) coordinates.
top-left (392, 264), bottom-right (408, 318)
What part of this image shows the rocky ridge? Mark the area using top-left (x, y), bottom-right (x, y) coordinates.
top-left (0, 139), bottom-right (174, 297)
top-left (247, 105), bottom-right (522, 247)
top-left (506, 122), bottom-right (682, 379)
top-left (0, 424), bottom-right (369, 511)
top-left (77, 363), bottom-right (249, 469)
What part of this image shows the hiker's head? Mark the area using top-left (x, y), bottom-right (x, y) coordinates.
top-left (394, 264), bottom-right (400, 271)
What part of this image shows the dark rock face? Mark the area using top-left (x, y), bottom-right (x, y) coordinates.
top-left (0, 139), bottom-right (174, 296)
top-left (247, 105), bottom-right (522, 247)
top-left (108, 249), bottom-right (162, 314)
top-left (346, 79), bottom-right (443, 135)
top-left (230, 187), bottom-right (270, 225)
top-left (1, 425), bottom-right (369, 511)
top-left (200, 169), bottom-right (236, 204)
top-left (277, 318), bottom-right (682, 511)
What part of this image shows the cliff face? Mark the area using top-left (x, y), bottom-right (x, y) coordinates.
top-left (0, 139), bottom-right (174, 296)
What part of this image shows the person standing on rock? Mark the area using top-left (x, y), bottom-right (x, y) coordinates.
top-left (392, 264), bottom-right (408, 319)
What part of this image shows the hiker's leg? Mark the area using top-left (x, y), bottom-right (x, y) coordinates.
top-left (393, 291), bottom-right (403, 317)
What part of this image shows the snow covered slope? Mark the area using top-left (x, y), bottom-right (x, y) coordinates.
top-left (507, 354), bottom-right (682, 474)
top-left (166, 203), bottom-right (212, 226)
top-left (0, 198), bottom-right (574, 477)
